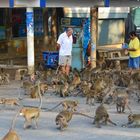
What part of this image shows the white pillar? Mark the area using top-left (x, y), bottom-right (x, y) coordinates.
top-left (90, 7), bottom-right (98, 68)
top-left (26, 7), bottom-right (34, 74)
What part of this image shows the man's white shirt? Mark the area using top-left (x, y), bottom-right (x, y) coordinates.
top-left (57, 32), bottom-right (73, 56)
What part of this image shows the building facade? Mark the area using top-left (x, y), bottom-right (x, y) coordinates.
top-left (0, 0), bottom-right (139, 71)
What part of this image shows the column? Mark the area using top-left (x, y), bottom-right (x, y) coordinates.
top-left (26, 7), bottom-right (34, 74)
top-left (90, 7), bottom-right (98, 68)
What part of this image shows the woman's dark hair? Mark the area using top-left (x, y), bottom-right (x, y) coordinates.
top-left (129, 31), bottom-right (137, 37)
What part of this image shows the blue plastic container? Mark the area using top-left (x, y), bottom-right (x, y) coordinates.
top-left (42, 51), bottom-right (59, 68)
top-left (122, 43), bottom-right (128, 49)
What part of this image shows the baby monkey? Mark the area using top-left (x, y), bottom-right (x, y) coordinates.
top-left (93, 104), bottom-right (117, 128)
top-left (2, 109), bottom-right (20, 140)
top-left (48, 100), bottom-right (78, 112)
top-left (122, 114), bottom-right (140, 128)
top-left (55, 110), bottom-right (94, 130)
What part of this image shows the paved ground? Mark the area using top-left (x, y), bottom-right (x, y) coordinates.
top-left (0, 81), bottom-right (140, 140)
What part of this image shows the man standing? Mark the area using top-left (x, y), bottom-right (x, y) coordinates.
top-left (56, 28), bottom-right (73, 76)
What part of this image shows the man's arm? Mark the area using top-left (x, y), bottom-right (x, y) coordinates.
top-left (56, 43), bottom-right (60, 51)
top-left (127, 48), bottom-right (136, 51)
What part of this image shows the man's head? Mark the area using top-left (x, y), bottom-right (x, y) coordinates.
top-left (129, 31), bottom-right (137, 40)
top-left (66, 28), bottom-right (73, 37)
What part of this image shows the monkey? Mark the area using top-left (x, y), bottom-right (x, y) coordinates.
top-left (60, 82), bottom-right (69, 97)
top-left (21, 80), bottom-right (33, 95)
top-left (2, 73), bottom-right (10, 84)
top-left (2, 109), bottom-right (21, 140)
top-left (54, 83), bottom-right (62, 95)
top-left (84, 83), bottom-right (95, 105)
top-left (113, 88), bottom-right (132, 114)
top-left (0, 98), bottom-right (20, 107)
top-left (116, 96), bottom-right (132, 113)
top-left (55, 110), bottom-right (94, 130)
top-left (0, 98), bottom-right (5, 104)
top-left (40, 82), bottom-right (48, 95)
top-left (48, 100), bottom-right (79, 112)
top-left (30, 82), bottom-right (48, 98)
top-left (71, 73), bottom-right (81, 87)
top-left (20, 81), bottom-right (42, 129)
top-left (122, 114), bottom-right (140, 128)
top-left (67, 74), bottom-right (81, 94)
top-left (93, 104), bottom-right (117, 128)
top-left (85, 79), bottom-right (108, 105)
top-left (30, 85), bottom-right (38, 98)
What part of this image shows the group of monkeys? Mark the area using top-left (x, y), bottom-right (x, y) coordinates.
top-left (1, 89), bottom-right (140, 140)
top-left (0, 68), bottom-right (140, 140)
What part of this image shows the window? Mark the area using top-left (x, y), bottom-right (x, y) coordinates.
top-left (34, 8), bottom-right (44, 37)
top-left (0, 9), bottom-right (6, 40)
top-left (12, 8), bottom-right (26, 38)
top-left (98, 19), bottom-right (124, 46)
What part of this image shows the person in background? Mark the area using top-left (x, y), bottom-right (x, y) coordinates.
top-left (124, 31), bottom-right (140, 72)
top-left (56, 28), bottom-right (73, 76)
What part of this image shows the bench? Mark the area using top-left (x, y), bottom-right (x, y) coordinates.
top-left (106, 56), bottom-right (129, 61)
top-left (106, 56), bottom-right (129, 70)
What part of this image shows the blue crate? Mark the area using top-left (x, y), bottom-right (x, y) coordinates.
top-left (42, 51), bottom-right (59, 68)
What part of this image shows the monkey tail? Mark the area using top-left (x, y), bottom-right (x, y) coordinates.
top-left (73, 112), bottom-right (94, 119)
top-left (11, 108), bottom-right (21, 130)
top-left (127, 105), bottom-right (133, 114)
top-left (47, 103), bottom-right (62, 111)
top-left (37, 80), bottom-right (42, 109)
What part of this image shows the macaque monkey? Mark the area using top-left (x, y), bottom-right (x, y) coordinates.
top-left (40, 83), bottom-right (48, 95)
top-left (20, 81), bottom-right (42, 129)
top-left (54, 83), bottom-right (61, 95)
top-left (55, 110), bottom-right (94, 130)
top-left (71, 73), bottom-right (81, 87)
top-left (48, 100), bottom-right (79, 112)
top-left (114, 88), bottom-right (132, 113)
top-left (67, 74), bottom-right (81, 94)
top-left (86, 78), bottom-right (107, 105)
top-left (30, 81), bottom-right (48, 98)
top-left (122, 114), bottom-right (140, 128)
top-left (0, 98), bottom-right (20, 107)
top-left (60, 82), bottom-right (69, 97)
top-left (93, 78), bottom-right (106, 93)
top-left (2, 109), bottom-right (20, 140)
top-left (93, 104), bottom-right (117, 128)
top-left (0, 68), bottom-right (10, 85)
top-left (116, 96), bottom-right (132, 113)
top-left (30, 85), bottom-right (39, 98)
top-left (21, 80), bottom-right (33, 94)
top-left (3, 73), bottom-right (10, 84)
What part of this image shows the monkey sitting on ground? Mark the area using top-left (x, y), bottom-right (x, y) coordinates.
top-left (40, 82), bottom-right (48, 95)
top-left (30, 81), bottom-right (48, 98)
top-left (48, 100), bottom-right (79, 112)
top-left (71, 73), bottom-right (81, 87)
top-left (21, 80), bottom-right (34, 95)
top-left (55, 110), bottom-right (94, 130)
top-left (114, 88), bottom-right (132, 113)
top-left (0, 98), bottom-right (20, 107)
top-left (20, 81), bottom-right (42, 129)
top-left (116, 96), bottom-right (132, 113)
top-left (93, 104), bottom-right (117, 128)
top-left (122, 114), bottom-right (140, 128)
top-left (60, 82), bottom-right (69, 97)
top-left (2, 109), bottom-right (21, 140)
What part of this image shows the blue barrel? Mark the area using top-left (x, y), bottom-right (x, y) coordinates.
top-left (42, 51), bottom-right (59, 68)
